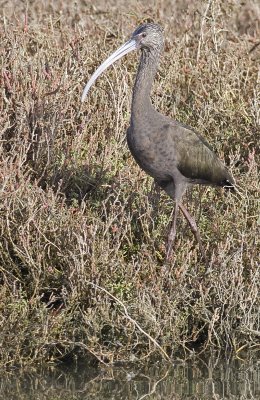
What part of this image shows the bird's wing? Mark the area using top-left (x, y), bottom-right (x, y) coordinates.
top-left (167, 122), bottom-right (234, 186)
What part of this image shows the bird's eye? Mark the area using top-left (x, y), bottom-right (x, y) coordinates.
top-left (141, 32), bottom-right (147, 38)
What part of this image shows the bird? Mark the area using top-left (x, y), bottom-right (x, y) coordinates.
top-left (81, 23), bottom-right (235, 262)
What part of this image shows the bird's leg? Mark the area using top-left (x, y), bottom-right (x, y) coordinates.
top-left (179, 204), bottom-right (207, 262)
top-left (165, 202), bottom-right (179, 261)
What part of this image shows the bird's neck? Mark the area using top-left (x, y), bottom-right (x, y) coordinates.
top-left (131, 48), bottom-right (161, 122)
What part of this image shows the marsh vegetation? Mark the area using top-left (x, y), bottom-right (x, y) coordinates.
top-left (0, 0), bottom-right (259, 367)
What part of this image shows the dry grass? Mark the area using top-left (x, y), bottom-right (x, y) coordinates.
top-left (0, 0), bottom-right (259, 367)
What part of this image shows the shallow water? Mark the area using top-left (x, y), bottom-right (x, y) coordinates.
top-left (0, 354), bottom-right (259, 399)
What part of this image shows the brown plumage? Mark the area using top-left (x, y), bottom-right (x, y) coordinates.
top-left (81, 23), bottom-right (235, 261)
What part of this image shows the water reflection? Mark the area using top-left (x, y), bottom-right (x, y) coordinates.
top-left (0, 354), bottom-right (259, 399)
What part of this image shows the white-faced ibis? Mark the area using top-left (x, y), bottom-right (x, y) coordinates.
top-left (81, 23), bottom-right (235, 261)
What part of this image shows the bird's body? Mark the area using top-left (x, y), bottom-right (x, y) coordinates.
top-left (81, 23), bottom-right (234, 261)
top-left (127, 113), bottom-right (234, 201)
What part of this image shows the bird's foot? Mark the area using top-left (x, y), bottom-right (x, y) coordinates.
top-left (165, 239), bottom-right (175, 263)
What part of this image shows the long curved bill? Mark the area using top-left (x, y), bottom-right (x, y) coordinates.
top-left (81, 39), bottom-right (137, 102)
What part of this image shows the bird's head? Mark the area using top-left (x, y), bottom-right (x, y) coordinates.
top-left (131, 23), bottom-right (164, 52)
top-left (81, 23), bottom-right (164, 102)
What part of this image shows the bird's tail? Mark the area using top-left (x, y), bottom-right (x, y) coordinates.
top-left (223, 179), bottom-right (244, 200)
